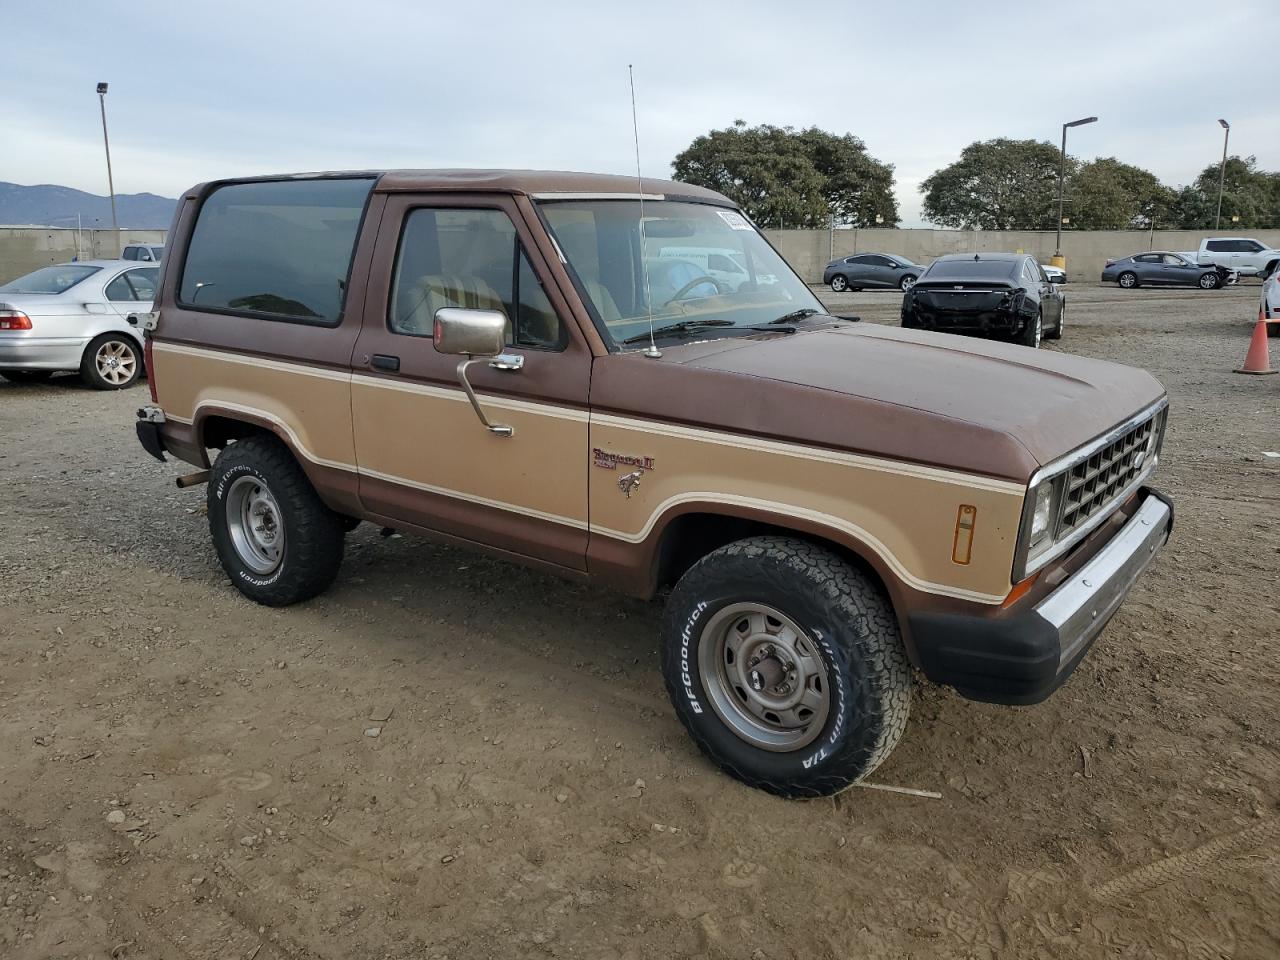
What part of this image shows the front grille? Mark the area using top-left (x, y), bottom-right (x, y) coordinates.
top-left (1058, 412), bottom-right (1160, 535)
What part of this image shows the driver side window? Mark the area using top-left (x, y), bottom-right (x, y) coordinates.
top-left (387, 208), bottom-right (565, 350)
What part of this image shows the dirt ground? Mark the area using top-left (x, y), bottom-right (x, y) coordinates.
top-left (1, 282), bottom-right (1277, 960)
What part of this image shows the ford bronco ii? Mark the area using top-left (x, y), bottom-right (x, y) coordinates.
top-left (135, 171), bottom-right (1172, 797)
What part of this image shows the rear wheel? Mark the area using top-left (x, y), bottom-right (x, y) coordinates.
top-left (1117, 271), bottom-right (1138, 289)
top-left (829, 275), bottom-right (849, 293)
top-left (1, 370), bottom-right (54, 384)
top-left (80, 334), bottom-right (141, 389)
top-left (1017, 310), bottom-right (1043, 348)
top-left (208, 435), bottom-right (346, 606)
top-left (1045, 301), bottom-right (1064, 340)
top-left (660, 536), bottom-right (911, 798)
top-left (1198, 271), bottom-right (1220, 290)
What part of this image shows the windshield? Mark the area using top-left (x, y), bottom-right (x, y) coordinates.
top-left (538, 199), bottom-right (824, 350)
top-left (0, 264), bottom-right (101, 295)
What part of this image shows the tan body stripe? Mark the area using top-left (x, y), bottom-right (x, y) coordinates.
top-left (154, 343), bottom-right (1023, 604)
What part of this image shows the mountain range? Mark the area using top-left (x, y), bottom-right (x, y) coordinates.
top-left (0, 181), bottom-right (176, 231)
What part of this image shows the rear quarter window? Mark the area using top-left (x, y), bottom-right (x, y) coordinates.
top-left (177, 177), bottom-right (374, 325)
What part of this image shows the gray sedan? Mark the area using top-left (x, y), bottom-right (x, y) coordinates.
top-left (823, 253), bottom-right (924, 292)
top-left (0, 260), bottom-right (157, 389)
top-left (1100, 251), bottom-right (1229, 290)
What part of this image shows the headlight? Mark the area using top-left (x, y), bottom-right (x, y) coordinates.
top-left (1030, 482), bottom-right (1054, 545)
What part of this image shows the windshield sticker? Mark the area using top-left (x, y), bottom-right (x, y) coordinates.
top-left (716, 210), bottom-right (753, 231)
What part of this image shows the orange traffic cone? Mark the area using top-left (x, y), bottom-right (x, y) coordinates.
top-left (1235, 310), bottom-right (1278, 375)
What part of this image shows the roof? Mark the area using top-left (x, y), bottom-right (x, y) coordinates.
top-left (186, 169), bottom-right (733, 205)
top-left (373, 169), bottom-right (732, 203)
top-left (933, 253), bottom-right (1024, 262)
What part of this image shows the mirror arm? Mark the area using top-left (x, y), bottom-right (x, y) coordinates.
top-left (456, 358), bottom-right (513, 437)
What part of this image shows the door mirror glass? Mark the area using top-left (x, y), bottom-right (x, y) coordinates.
top-left (432, 307), bottom-right (506, 357)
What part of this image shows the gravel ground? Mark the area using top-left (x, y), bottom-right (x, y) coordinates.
top-left (0, 282), bottom-right (1277, 959)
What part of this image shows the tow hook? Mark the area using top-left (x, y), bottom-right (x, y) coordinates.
top-left (176, 470), bottom-right (211, 489)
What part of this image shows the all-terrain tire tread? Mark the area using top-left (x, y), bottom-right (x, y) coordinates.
top-left (661, 536), bottom-right (911, 798)
top-left (208, 435), bottom-right (344, 606)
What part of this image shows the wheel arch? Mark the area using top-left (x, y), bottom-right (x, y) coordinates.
top-left (193, 406), bottom-right (362, 517)
top-left (625, 502), bottom-right (915, 645)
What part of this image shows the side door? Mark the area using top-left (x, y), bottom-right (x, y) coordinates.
top-left (865, 255), bottom-right (895, 288)
top-left (1131, 253), bottom-right (1162, 284)
top-left (1028, 259), bottom-right (1061, 325)
top-left (1159, 254), bottom-right (1197, 285)
top-left (350, 194), bottom-right (592, 571)
top-left (103, 265), bottom-right (159, 327)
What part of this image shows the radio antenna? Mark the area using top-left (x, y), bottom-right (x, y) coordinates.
top-left (629, 64), bottom-right (660, 359)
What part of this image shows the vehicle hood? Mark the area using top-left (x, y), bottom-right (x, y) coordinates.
top-left (595, 324), bottom-right (1166, 482)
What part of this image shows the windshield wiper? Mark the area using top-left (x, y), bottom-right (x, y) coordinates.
top-left (621, 319), bottom-right (735, 344)
top-left (767, 308), bottom-right (823, 325)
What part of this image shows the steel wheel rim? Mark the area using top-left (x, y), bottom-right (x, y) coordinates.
top-left (226, 476), bottom-right (285, 575)
top-left (96, 340), bottom-right (137, 385)
top-left (697, 602), bottom-right (831, 752)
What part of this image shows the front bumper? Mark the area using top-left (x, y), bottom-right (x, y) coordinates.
top-left (0, 336), bottom-right (89, 370)
top-left (909, 487), bottom-right (1173, 705)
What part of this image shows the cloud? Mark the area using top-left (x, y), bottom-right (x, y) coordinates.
top-left (4, 0), bottom-right (1276, 227)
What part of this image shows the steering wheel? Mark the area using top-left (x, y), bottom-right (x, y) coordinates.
top-left (664, 275), bottom-right (726, 306)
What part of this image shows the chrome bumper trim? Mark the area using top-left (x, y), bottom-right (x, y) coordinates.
top-left (1035, 493), bottom-right (1171, 668)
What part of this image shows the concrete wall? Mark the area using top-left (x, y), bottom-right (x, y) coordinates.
top-left (762, 227), bottom-right (1280, 283)
top-left (0, 227), bottom-right (168, 283)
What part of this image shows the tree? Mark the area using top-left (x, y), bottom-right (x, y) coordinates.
top-left (672, 121), bottom-right (899, 228)
top-left (1171, 155), bottom-right (1280, 229)
top-left (1070, 158), bottom-right (1177, 230)
top-left (920, 138), bottom-right (1067, 230)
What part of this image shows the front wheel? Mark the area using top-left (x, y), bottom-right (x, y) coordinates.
top-left (208, 435), bottom-right (346, 606)
top-left (899, 274), bottom-right (917, 291)
top-left (660, 537), bottom-right (911, 798)
top-left (1198, 272), bottom-right (1220, 290)
top-left (829, 275), bottom-right (849, 293)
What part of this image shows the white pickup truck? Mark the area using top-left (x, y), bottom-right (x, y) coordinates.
top-left (1180, 238), bottom-right (1280, 278)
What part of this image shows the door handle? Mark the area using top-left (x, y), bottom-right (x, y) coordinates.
top-left (488, 352), bottom-right (524, 372)
top-left (371, 354), bottom-right (400, 372)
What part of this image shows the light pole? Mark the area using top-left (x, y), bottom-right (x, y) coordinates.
top-left (1214, 118), bottom-right (1230, 230)
top-left (1053, 116), bottom-right (1097, 268)
top-left (96, 82), bottom-right (120, 257)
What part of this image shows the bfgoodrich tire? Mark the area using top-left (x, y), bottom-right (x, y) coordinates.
top-left (660, 536), bottom-right (911, 798)
top-left (208, 435), bottom-right (345, 606)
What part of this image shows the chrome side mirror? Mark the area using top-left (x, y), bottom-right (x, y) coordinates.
top-left (432, 307), bottom-right (514, 438)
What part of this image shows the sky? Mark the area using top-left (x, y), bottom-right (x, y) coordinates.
top-left (4, 0), bottom-right (1277, 227)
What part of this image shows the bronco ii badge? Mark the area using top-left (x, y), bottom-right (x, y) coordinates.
top-left (593, 448), bottom-right (655, 472)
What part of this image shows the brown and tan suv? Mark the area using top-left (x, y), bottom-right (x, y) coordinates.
top-left (134, 171), bottom-right (1172, 797)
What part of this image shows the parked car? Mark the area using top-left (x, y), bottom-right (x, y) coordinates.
top-left (1041, 263), bottom-right (1066, 283)
top-left (1101, 251), bottom-right (1232, 290)
top-left (824, 253), bottom-right (924, 292)
top-left (135, 170), bottom-right (1171, 798)
top-left (0, 259), bottom-right (156, 388)
top-left (901, 253), bottom-right (1064, 347)
top-left (122, 243), bottom-right (165, 262)
top-left (1178, 237), bottom-right (1279, 278)
top-left (1262, 268), bottom-right (1280, 338)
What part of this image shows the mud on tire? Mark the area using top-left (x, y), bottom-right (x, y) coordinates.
top-left (208, 435), bottom-right (345, 607)
top-left (660, 536), bottom-right (911, 798)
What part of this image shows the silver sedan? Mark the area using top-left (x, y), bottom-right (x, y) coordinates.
top-left (0, 260), bottom-right (156, 389)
